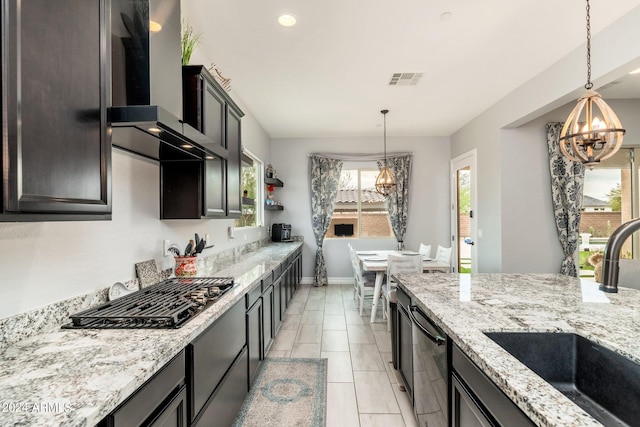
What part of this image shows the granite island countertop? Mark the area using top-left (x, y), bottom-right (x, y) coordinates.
top-left (0, 241), bottom-right (302, 427)
top-left (395, 273), bottom-right (640, 427)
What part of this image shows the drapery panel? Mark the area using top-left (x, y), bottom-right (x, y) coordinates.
top-left (309, 156), bottom-right (343, 286)
top-left (546, 122), bottom-right (585, 276)
top-left (377, 154), bottom-right (412, 250)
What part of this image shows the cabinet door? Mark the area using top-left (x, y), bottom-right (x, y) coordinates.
top-left (273, 277), bottom-right (282, 334)
top-left (398, 304), bottom-right (414, 398)
top-left (147, 385), bottom-right (187, 427)
top-left (451, 374), bottom-right (493, 427)
top-left (203, 156), bottom-right (226, 217)
top-left (2, 0), bottom-right (111, 217)
top-left (262, 285), bottom-right (274, 356)
top-left (246, 298), bottom-right (262, 386)
top-left (226, 107), bottom-right (242, 218)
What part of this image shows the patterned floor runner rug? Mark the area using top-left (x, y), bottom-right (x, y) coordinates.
top-left (233, 357), bottom-right (327, 427)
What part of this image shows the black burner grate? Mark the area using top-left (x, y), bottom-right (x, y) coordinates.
top-left (62, 277), bottom-right (235, 329)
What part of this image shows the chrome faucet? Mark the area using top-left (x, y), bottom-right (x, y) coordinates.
top-left (600, 217), bottom-right (640, 293)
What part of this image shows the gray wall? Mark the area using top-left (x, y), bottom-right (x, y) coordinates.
top-left (269, 136), bottom-right (451, 281)
top-left (451, 5), bottom-right (640, 273)
top-left (0, 93), bottom-right (271, 319)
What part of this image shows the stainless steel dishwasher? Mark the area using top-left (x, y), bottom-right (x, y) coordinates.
top-left (408, 303), bottom-right (448, 427)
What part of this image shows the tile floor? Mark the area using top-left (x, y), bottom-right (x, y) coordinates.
top-left (266, 283), bottom-right (418, 427)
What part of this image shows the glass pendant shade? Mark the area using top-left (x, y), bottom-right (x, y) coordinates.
top-left (559, 89), bottom-right (625, 167)
top-left (375, 165), bottom-right (396, 195)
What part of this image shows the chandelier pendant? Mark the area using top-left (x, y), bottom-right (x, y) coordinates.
top-left (559, 0), bottom-right (625, 167)
top-left (375, 109), bottom-right (397, 195)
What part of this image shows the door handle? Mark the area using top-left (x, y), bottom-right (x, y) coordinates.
top-left (464, 238), bottom-right (475, 246)
top-left (408, 305), bottom-right (445, 346)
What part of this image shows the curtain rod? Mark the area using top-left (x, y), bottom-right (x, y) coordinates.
top-left (308, 152), bottom-right (413, 160)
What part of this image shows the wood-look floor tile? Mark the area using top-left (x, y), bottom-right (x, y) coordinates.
top-left (323, 314), bottom-right (347, 331)
top-left (345, 310), bottom-right (367, 325)
top-left (324, 302), bottom-right (345, 315)
top-left (290, 343), bottom-right (321, 358)
top-left (321, 351), bottom-right (354, 383)
top-left (305, 298), bottom-right (326, 311)
top-left (280, 313), bottom-right (302, 330)
top-left (392, 380), bottom-right (419, 427)
top-left (266, 350), bottom-right (290, 358)
top-left (350, 343), bottom-right (386, 371)
top-left (301, 310), bottom-right (324, 324)
top-left (373, 329), bottom-right (392, 353)
top-left (359, 414), bottom-right (405, 426)
top-left (295, 323), bottom-right (323, 343)
top-left (327, 382), bottom-right (360, 427)
top-left (286, 301), bottom-right (306, 315)
top-left (322, 330), bottom-right (350, 352)
top-left (353, 371), bottom-right (401, 414)
top-left (270, 329), bottom-right (297, 351)
top-left (347, 324), bottom-right (376, 344)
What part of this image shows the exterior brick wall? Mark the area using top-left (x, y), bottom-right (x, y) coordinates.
top-left (579, 212), bottom-right (621, 237)
top-left (327, 212), bottom-right (393, 238)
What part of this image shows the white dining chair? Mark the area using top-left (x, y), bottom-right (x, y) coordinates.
top-left (435, 245), bottom-right (452, 272)
top-left (349, 246), bottom-right (375, 315)
top-left (418, 243), bottom-right (432, 258)
top-left (382, 254), bottom-right (423, 330)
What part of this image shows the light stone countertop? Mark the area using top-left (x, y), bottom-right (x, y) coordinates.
top-left (395, 272), bottom-right (640, 427)
top-left (0, 242), bottom-right (302, 427)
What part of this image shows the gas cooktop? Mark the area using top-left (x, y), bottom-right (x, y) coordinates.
top-left (62, 277), bottom-right (235, 329)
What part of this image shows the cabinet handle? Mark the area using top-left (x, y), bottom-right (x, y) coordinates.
top-left (408, 305), bottom-right (445, 346)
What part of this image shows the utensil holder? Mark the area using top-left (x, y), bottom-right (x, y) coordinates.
top-left (174, 256), bottom-right (198, 277)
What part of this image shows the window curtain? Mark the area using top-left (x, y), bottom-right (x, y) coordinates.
top-left (546, 122), bottom-right (585, 276)
top-left (377, 154), bottom-right (412, 250)
top-left (309, 156), bottom-right (343, 286)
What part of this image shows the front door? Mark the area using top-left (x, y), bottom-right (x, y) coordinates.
top-left (451, 150), bottom-right (477, 273)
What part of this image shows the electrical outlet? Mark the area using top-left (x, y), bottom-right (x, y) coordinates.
top-left (163, 239), bottom-right (171, 256)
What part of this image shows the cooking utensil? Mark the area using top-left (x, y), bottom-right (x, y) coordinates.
top-left (168, 244), bottom-right (181, 257)
top-left (195, 238), bottom-right (205, 254)
top-left (195, 233), bottom-right (201, 247)
top-left (184, 241), bottom-right (193, 256)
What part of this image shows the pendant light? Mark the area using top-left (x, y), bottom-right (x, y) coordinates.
top-left (375, 109), bottom-right (396, 195)
top-left (559, 0), bottom-right (625, 167)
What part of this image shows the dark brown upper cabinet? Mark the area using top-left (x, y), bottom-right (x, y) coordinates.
top-left (1, 0), bottom-right (112, 221)
top-left (180, 65), bottom-right (244, 219)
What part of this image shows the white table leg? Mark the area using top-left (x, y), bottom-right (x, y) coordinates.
top-left (370, 272), bottom-right (385, 323)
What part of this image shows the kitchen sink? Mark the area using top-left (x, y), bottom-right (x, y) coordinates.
top-left (484, 332), bottom-right (640, 427)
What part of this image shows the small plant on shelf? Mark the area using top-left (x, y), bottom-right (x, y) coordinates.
top-left (181, 19), bottom-right (201, 66)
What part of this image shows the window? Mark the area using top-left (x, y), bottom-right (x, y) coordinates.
top-left (235, 150), bottom-right (263, 228)
top-left (328, 166), bottom-right (393, 238)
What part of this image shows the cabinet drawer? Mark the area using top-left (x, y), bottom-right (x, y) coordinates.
top-left (111, 350), bottom-right (185, 427)
top-left (396, 286), bottom-right (410, 309)
top-left (246, 282), bottom-right (262, 308)
top-left (193, 349), bottom-right (248, 427)
top-left (188, 301), bottom-right (245, 422)
top-left (262, 273), bottom-right (273, 289)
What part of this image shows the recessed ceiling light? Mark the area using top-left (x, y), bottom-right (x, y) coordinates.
top-left (629, 68), bottom-right (640, 75)
top-left (147, 127), bottom-right (161, 133)
top-left (278, 14), bottom-right (297, 27)
top-left (440, 12), bottom-right (453, 22)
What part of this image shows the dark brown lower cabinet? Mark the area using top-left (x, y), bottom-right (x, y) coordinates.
top-left (188, 300), bottom-right (246, 424)
top-left (246, 292), bottom-right (262, 386)
top-left (396, 298), bottom-right (413, 398)
top-left (101, 351), bottom-right (186, 427)
top-left (192, 349), bottom-right (248, 427)
top-left (273, 277), bottom-right (283, 334)
top-left (262, 284), bottom-right (274, 356)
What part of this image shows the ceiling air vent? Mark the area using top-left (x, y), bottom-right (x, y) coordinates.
top-left (388, 72), bottom-right (423, 86)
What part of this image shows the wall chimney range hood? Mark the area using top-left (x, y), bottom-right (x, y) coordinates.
top-left (109, 0), bottom-right (222, 161)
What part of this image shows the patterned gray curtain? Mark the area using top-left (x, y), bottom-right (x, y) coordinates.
top-left (377, 155), bottom-right (412, 250)
top-left (546, 122), bottom-right (585, 276)
top-left (309, 156), bottom-right (343, 286)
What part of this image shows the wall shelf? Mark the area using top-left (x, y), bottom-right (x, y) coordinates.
top-left (265, 177), bottom-right (283, 187)
top-left (265, 205), bottom-right (284, 211)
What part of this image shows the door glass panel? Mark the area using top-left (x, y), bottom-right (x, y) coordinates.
top-left (580, 149), bottom-right (634, 280)
top-left (457, 167), bottom-right (472, 273)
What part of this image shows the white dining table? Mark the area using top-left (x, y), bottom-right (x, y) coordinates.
top-left (356, 250), bottom-right (450, 323)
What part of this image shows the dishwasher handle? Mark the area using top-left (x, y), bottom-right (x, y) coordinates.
top-left (408, 305), bottom-right (446, 346)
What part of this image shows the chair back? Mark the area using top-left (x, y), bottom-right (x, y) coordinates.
top-left (387, 254), bottom-right (423, 282)
top-left (418, 243), bottom-right (431, 257)
top-left (349, 245), bottom-right (366, 283)
top-left (435, 245), bottom-right (452, 264)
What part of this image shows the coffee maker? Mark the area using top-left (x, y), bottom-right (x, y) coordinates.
top-left (272, 224), bottom-right (292, 242)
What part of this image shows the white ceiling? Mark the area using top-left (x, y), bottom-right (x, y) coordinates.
top-left (182, 0), bottom-right (640, 139)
